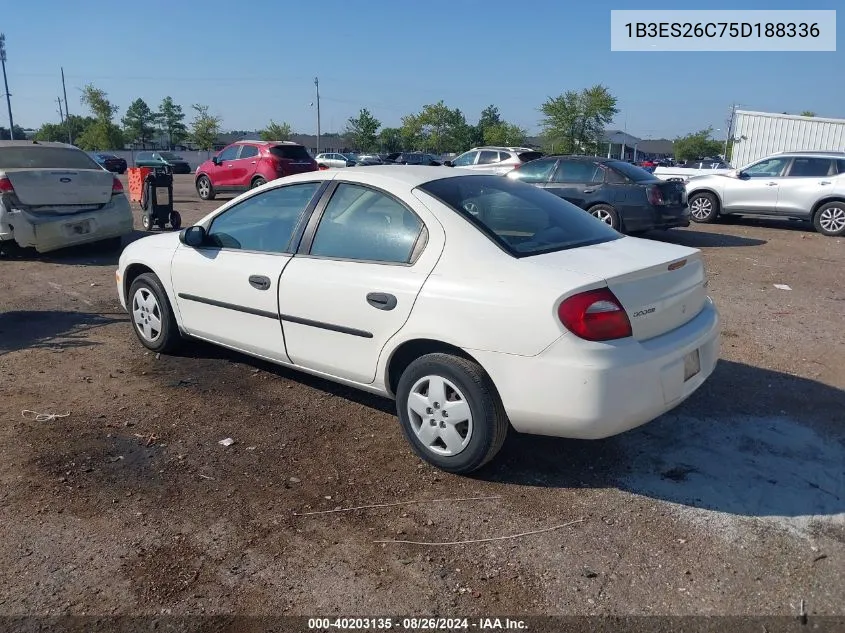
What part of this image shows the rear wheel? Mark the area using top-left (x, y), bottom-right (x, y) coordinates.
top-left (251, 176), bottom-right (267, 189)
top-left (689, 192), bottom-right (720, 223)
top-left (588, 204), bottom-right (621, 231)
top-left (196, 175), bottom-right (215, 200)
top-left (128, 273), bottom-right (182, 353)
top-left (396, 353), bottom-right (508, 474)
top-left (169, 211), bottom-right (182, 230)
top-left (813, 201), bottom-right (845, 236)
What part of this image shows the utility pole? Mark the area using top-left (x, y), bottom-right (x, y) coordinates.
top-left (61, 67), bottom-right (72, 144)
top-left (56, 97), bottom-right (65, 126)
top-left (723, 103), bottom-right (737, 161)
top-left (0, 34), bottom-right (15, 140)
top-left (314, 76), bottom-right (321, 155)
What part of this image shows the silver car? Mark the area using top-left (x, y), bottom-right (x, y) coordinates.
top-left (686, 151), bottom-right (845, 236)
top-left (445, 146), bottom-right (544, 175)
top-left (314, 152), bottom-right (354, 169)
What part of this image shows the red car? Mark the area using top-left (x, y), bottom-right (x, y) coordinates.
top-left (194, 140), bottom-right (318, 200)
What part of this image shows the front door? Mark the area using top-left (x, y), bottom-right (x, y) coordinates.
top-left (215, 144), bottom-right (242, 188)
top-left (723, 156), bottom-right (790, 214)
top-left (543, 159), bottom-right (605, 208)
top-left (171, 181), bottom-right (325, 361)
top-left (277, 180), bottom-right (443, 384)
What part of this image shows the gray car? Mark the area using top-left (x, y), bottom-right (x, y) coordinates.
top-left (685, 151), bottom-right (845, 236)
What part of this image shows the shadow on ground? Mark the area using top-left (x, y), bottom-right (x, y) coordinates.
top-left (0, 310), bottom-right (126, 355)
top-left (644, 228), bottom-right (767, 248)
top-left (481, 359), bottom-right (845, 523)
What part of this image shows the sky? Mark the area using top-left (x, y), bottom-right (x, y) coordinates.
top-left (3, 0), bottom-right (843, 140)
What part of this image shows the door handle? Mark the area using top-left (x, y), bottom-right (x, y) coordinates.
top-left (583, 189), bottom-right (595, 193)
top-left (251, 161), bottom-right (257, 164)
top-left (819, 180), bottom-right (831, 185)
top-left (766, 182), bottom-right (778, 186)
top-left (366, 292), bottom-right (397, 311)
top-left (248, 275), bottom-right (271, 290)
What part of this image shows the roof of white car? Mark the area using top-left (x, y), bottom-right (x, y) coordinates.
top-left (0, 140), bottom-right (76, 149)
top-left (287, 165), bottom-right (485, 188)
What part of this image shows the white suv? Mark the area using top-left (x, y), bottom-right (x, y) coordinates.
top-left (686, 151), bottom-right (845, 236)
top-left (446, 146), bottom-right (544, 175)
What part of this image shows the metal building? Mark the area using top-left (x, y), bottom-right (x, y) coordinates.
top-left (730, 110), bottom-right (845, 168)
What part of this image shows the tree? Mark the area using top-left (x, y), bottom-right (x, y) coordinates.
top-left (158, 97), bottom-right (187, 148)
top-left (378, 127), bottom-right (402, 152)
top-left (483, 122), bottom-right (527, 147)
top-left (800, 111), bottom-right (816, 117)
top-left (34, 115), bottom-right (96, 143)
top-left (77, 83), bottom-right (123, 150)
top-left (404, 101), bottom-right (470, 153)
top-left (346, 108), bottom-right (381, 152)
top-left (189, 104), bottom-right (222, 151)
top-left (122, 98), bottom-right (157, 148)
top-left (259, 120), bottom-right (292, 141)
top-left (399, 114), bottom-right (424, 150)
top-left (0, 124), bottom-right (27, 140)
top-left (540, 84), bottom-right (619, 154)
top-left (478, 104), bottom-right (501, 133)
top-left (673, 127), bottom-right (724, 161)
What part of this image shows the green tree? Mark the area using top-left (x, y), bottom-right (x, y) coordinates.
top-left (673, 127), bottom-right (724, 161)
top-left (483, 122), bottom-right (527, 147)
top-left (378, 127), bottom-right (402, 152)
top-left (540, 84), bottom-right (619, 154)
top-left (0, 124), bottom-right (27, 140)
top-left (77, 84), bottom-right (124, 150)
top-left (800, 111), bottom-right (816, 117)
top-left (260, 120), bottom-right (292, 141)
top-left (399, 114), bottom-right (424, 150)
top-left (189, 104), bottom-right (222, 151)
top-left (346, 108), bottom-right (381, 152)
top-left (34, 115), bottom-right (96, 143)
top-left (122, 98), bottom-right (157, 148)
top-left (157, 96), bottom-right (187, 148)
top-left (474, 104), bottom-right (502, 145)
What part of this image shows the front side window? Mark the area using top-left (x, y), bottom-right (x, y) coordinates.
top-left (743, 157), bottom-right (790, 177)
top-left (418, 175), bottom-right (620, 257)
top-left (310, 183), bottom-right (424, 263)
top-left (508, 158), bottom-right (556, 183)
top-left (786, 157), bottom-right (832, 177)
top-left (217, 146), bottom-right (239, 161)
top-left (452, 151), bottom-right (478, 167)
top-left (206, 183), bottom-right (321, 253)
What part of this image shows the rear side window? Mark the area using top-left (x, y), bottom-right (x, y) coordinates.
top-left (837, 159), bottom-right (845, 174)
top-left (269, 145), bottom-right (311, 161)
top-left (553, 160), bottom-right (603, 183)
top-left (0, 147), bottom-right (101, 170)
top-left (786, 157), bottom-right (832, 177)
top-left (239, 145), bottom-right (259, 160)
top-left (509, 158), bottom-right (556, 183)
top-left (311, 183), bottom-right (424, 263)
top-left (604, 160), bottom-right (658, 183)
top-left (418, 175), bottom-right (620, 257)
top-left (478, 150), bottom-right (500, 165)
top-left (517, 151), bottom-right (544, 163)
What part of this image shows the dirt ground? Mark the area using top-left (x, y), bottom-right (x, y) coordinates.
top-left (1, 175), bottom-right (843, 624)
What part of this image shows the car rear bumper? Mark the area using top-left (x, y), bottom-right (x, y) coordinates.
top-left (623, 205), bottom-right (691, 231)
top-left (0, 196), bottom-right (134, 253)
top-left (470, 298), bottom-right (720, 439)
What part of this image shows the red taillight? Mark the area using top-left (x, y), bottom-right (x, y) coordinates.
top-left (112, 177), bottom-right (124, 194)
top-left (646, 185), bottom-right (665, 206)
top-left (0, 177), bottom-right (14, 193)
top-left (557, 288), bottom-right (632, 342)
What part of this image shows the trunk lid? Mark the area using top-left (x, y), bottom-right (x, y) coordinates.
top-left (653, 179), bottom-right (687, 206)
top-left (527, 237), bottom-right (708, 341)
top-left (4, 168), bottom-right (114, 207)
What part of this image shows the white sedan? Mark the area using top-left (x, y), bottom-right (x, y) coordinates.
top-left (116, 166), bottom-right (720, 473)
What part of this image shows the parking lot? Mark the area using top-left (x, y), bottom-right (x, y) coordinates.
top-left (1, 174), bottom-right (843, 617)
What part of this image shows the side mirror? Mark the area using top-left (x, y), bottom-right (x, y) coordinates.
top-left (212, 156), bottom-right (221, 166)
top-left (736, 170), bottom-right (748, 179)
top-left (443, 160), bottom-right (454, 167)
top-left (179, 225), bottom-right (206, 247)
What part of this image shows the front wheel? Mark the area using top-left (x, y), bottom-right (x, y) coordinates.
top-left (396, 353), bottom-right (508, 474)
top-left (196, 175), bottom-right (215, 200)
top-left (813, 201), bottom-right (845, 236)
top-left (128, 273), bottom-right (182, 353)
top-left (688, 192), bottom-right (720, 223)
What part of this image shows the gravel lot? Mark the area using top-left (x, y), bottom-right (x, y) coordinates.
top-left (1, 174), bottom-right (843, 622)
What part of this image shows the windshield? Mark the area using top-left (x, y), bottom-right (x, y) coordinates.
top-left (605, 160), bottom-right (658, 183)
top-left (0, 146), bottom-right (102, 170)
top-left (418, 175), bottom-right (621, 257)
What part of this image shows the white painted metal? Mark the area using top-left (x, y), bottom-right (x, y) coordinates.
top-left (731, 110), bottom-right (845, 168)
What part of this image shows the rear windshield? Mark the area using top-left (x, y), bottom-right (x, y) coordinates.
top-left (517, 151), bottom-right (544, 162)
top-left (418, 175), bottom-right (620, 257)
top-left (0, 146), bottom-right (102, 170)
top-left (605, 160), bottom-right (658, 183)
top-left (270, 145), bottom-right (311, 161)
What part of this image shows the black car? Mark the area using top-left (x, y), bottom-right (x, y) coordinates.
top-left (89, 152), bottom-right (127, 174)
top-left (508, 155), bottom-right (689, 233)
top-left (390, 152), bottom-right (442, 166)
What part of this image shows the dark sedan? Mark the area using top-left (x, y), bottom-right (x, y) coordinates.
top-left (134, 151), bottom-right (193, 174)
top-left (389, 152), bottom-right (442, 166)
top-left (89, 152), bottom-right (127, 174)
top-left (508, 155), bottom-right (689, 234)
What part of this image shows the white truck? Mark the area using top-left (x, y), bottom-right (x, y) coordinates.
top-left (653, 158), bottom-right (734, 182)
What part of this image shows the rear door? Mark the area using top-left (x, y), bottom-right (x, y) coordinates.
top-left (277, 180), bottom-right (443, 384)
top-left (543, 159), bottom-right (604, 208)
top-left (776, 156), bottom-right (834, 217)
top-left (170, 181), bottom-right (326, 361)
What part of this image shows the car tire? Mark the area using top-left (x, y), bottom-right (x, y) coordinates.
top-left (812, 201), bottom-right (845, 237)
top-left (587, 204), bottom-right (621, 231)
top-left (127, 273), bottom-right (182, 354)
top-left (396, 352), bottom-right (509, 474)
top-left (688, 192), bottom-right (720, 223)
top-left (251, 176), bottom-right (267, 189)
top-left (196, 175), bottom-right (215, 201)
top-left (169, 211), bottom-right (182, 230)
